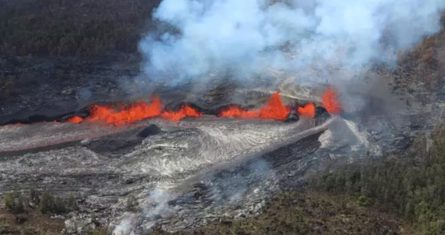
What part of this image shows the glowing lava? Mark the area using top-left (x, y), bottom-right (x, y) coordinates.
top-left (65, 91), bottom-right (322, 126)
top-left (219, 106), bottom-right (259, 119)
top-left (220, 92), bottom-right (290, 121)
top-left (87, 97), bottom-right (162, 126)
top-left (68, 97), bottom-right (203, 126)
top-left (67, 116), bottom-right (84, 124)
top-left (161, 105), bottom-right (202, 122)
top-left (322, 87), bottom-right (341, 114)
top-left (297, 103), bottom-right (316, 118)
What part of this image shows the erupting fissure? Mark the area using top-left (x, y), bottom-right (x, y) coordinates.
top-left (68, 97), bottom-right (201, 126)
top-left (220, 92), bottom-right (290, 121)
top-left (297, 103), bottom-right (316, 119)
top-left (322, 87), bottom-right (342, 114)
top-left (161, 105), bottom-right (202, 122)
top-left (87, 97), bottom-right (163, 125)
top-left (67, 89), bottom-right (340, 126)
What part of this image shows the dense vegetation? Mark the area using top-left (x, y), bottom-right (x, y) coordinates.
top-left (0, 0), bottom-right (160, 57)
top-left (150, 191), bottom-right (404, 235)
top-left (312, 126), bottom-right (445, 234)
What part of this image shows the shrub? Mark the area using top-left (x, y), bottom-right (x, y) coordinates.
top-left (357, 195), bottom-right (373, 207)
top-left (3, 191), bottom-right (26, 214)
top-left (39, 192), bottom-right (70, 215)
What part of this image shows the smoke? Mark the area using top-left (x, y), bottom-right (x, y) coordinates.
top-left (112, 184), bottom-right (174, 235)
top-left (139, 0), bottom-right (445, 87)
top-left (111, 158), bottom-right (275, 233)
top-left (113, 213), bottom-right (137, 235)
top-left (206, 158), bottom-right (273, 203)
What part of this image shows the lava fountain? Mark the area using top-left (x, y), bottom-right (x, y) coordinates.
top-left (219, 92), bottom-right (291, 121)
top-left (322, 87), bottom-right (341, 115)
top-left (297, 103), bottom-right (316, 119)
top-left (65, 89), bottom-right (340, 126)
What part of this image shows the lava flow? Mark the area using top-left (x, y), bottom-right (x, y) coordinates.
top-left (68, 97), bottom-right (202, 126)
top-left (87, 97), bottom-right (163, 126)
top-left (297, 103), bottom-right (316, 118)
top-left (67, 116), bottom-right (84, 124)
top-left (161, 105), bottom-right (202, 122)
top-left (322, 87), bottom-right (341, 114)
top-left (65, 90), bottom-right (340, 126)
top-left (220, 92), bottom-right (291, 121)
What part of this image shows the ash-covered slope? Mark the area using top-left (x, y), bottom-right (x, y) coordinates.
top-left (0, 113), bottom-right (377, 234)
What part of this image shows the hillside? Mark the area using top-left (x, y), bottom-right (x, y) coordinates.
top-left (0, 0), bottom-right (161, 57)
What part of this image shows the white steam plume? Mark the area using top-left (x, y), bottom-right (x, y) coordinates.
top-left (139, 0), bottom-right (445, 86)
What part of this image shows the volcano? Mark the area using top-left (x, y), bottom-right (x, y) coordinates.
top-left (2, 0), bottom-right (444, 234)
top-left (0, 85), bottom-right (379, 234)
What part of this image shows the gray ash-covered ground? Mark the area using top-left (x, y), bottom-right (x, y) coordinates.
top-left (0, 81), bottom-right (430, 234)
top-left (0, 119), bottom-right (330, 234)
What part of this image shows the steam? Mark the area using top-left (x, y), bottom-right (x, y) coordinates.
top-left (112, 185), bottom-right (174, 235)
top-left (139, 0), bottom-right (445, 86)
top-left (112, 158), bottom-right (275, 234)
top-left (113, 214), bottom-right (137, 235)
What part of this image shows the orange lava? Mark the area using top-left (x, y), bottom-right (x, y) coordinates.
top-left (219, 106), bottom-right (259, 119)
top-left (297, 103), bottom-right (316, 118)
top-left (67, 116), bottom-right (84, 124)
top-left (161, 105), bottom-right (202, 122)
top-left (66, 92), bottom-right (295, 125)
top-left (68, 97), bottom-right (203, 125)
top-left (87, 97), bottom-right (162, 126)
top-left (220, 92), bottom-right (290, 121)
top-left (322, 87), bottom-right (341, 114)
